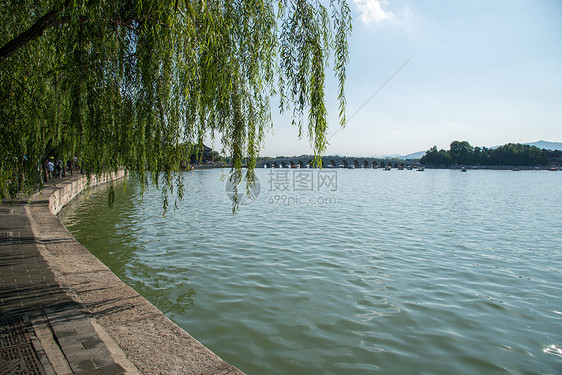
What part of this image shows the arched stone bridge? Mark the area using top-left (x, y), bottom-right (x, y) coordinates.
top-left (258, 156), bottom-right (420, 169)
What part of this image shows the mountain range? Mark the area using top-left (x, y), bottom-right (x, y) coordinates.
top-left (377, 140), bottom-right (562, 160)
top-left (376, 151), bottom-right (426, 160)
top-left (522, 140), bottom-right (562, 151)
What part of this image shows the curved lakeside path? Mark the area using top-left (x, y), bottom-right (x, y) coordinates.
top-left (0, 172), bottom-right (243, 375)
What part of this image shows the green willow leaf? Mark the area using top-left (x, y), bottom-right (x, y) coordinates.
top-left (1, 0), bottom-right (351, 211)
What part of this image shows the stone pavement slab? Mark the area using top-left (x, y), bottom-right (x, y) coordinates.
top-left (2, 172), bottom-right (245, 375)
top-left (1, 189), bottom-right (126, 374)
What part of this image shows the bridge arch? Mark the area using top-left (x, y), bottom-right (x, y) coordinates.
top-left (281, 161), bottom-right (287, 168)
top-left (329, 160), bottom-right (336, 167)
top-left (353, 160), bottom-right (359, 168)
top-left (372, 161), bottom-right (378, 168)
top-left (273, 162), bottom-right (279, 168)
top-left (298, 160), bottom-right (304, 168)
top-left (341, 160), bottom-right (349, 168)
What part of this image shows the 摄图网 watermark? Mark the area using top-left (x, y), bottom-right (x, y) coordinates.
top-left (225, 169), bottom-right (338, 206)
top-left (266, 194), bottom-right (337, 206)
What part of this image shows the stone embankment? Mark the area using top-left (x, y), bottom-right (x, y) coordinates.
top-left (1, 171), bottom-right (243, 374)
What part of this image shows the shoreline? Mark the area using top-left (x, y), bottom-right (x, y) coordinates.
top-left (24, 171), bottom-right (244, 374)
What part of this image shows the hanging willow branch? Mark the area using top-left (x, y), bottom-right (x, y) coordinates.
top-left (0, 0), bottom-right (352, 210)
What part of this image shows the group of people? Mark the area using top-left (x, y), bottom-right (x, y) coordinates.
top-left (45, 157), bottom-right (78, 181)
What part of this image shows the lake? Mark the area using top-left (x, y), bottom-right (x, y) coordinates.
top-left (60, 168), bottom-right (562, 374)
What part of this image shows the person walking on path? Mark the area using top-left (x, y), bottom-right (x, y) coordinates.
top-left (46, 159), bottom-right (54, 180)
top-left (55, 159), bottom-right (63, 179)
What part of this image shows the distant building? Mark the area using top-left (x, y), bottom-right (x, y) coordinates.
top-left (190, 144), bottom-right (214, 164)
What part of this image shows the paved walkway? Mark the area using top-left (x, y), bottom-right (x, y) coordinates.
top-left (1, 177), bottom-right (126, 374)
top-left (1, 174), bottom-right (245, 375)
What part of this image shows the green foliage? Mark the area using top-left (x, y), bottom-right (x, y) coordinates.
top-left (419, 146), bottom-right (451, 166)
top-left (0, 0), bottom-right (351, 205)
top-left (449, 140), bottom-right (473, 165)
top-left (420, 141), bottom-right (548, 166)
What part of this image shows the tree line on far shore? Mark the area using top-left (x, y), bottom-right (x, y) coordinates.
top-left (420, 141), bottom-right (561, 166)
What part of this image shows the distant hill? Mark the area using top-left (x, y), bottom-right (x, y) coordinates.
top-left (384, 142), bottom-right (561, 160)
top-left (373, 153), bottom-right (401, 159)
top-left (402, 151), bottom-right (426, 159)
top-left (375, 151), bottom-right (425, 159)
top-left (524, 140), bottom-right (562, 151)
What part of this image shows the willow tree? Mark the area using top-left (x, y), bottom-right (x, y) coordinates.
top-left (0, 0), bottom-right (351, 207)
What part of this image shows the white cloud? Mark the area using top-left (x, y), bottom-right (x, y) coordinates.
top-left (353, 0), bottom-right (393, 25)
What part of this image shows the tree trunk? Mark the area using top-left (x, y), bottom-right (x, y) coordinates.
top-left (0, 2), bottom-right (69, 60)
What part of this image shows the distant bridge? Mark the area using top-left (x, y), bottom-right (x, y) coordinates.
top-left (258, 156), bottom-right (420, 169)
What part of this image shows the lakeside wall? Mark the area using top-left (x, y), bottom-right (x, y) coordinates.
top-left (28, 171), bottom-right (244, 375)
top-left (48, 170), bottom-right (126, 215)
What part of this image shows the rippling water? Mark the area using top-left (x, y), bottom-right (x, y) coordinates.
top-left (60, 169), bottom-right (562, 374)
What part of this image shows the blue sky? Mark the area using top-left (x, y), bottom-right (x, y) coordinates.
top-left (255, 0), bottom-right (562, 157)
